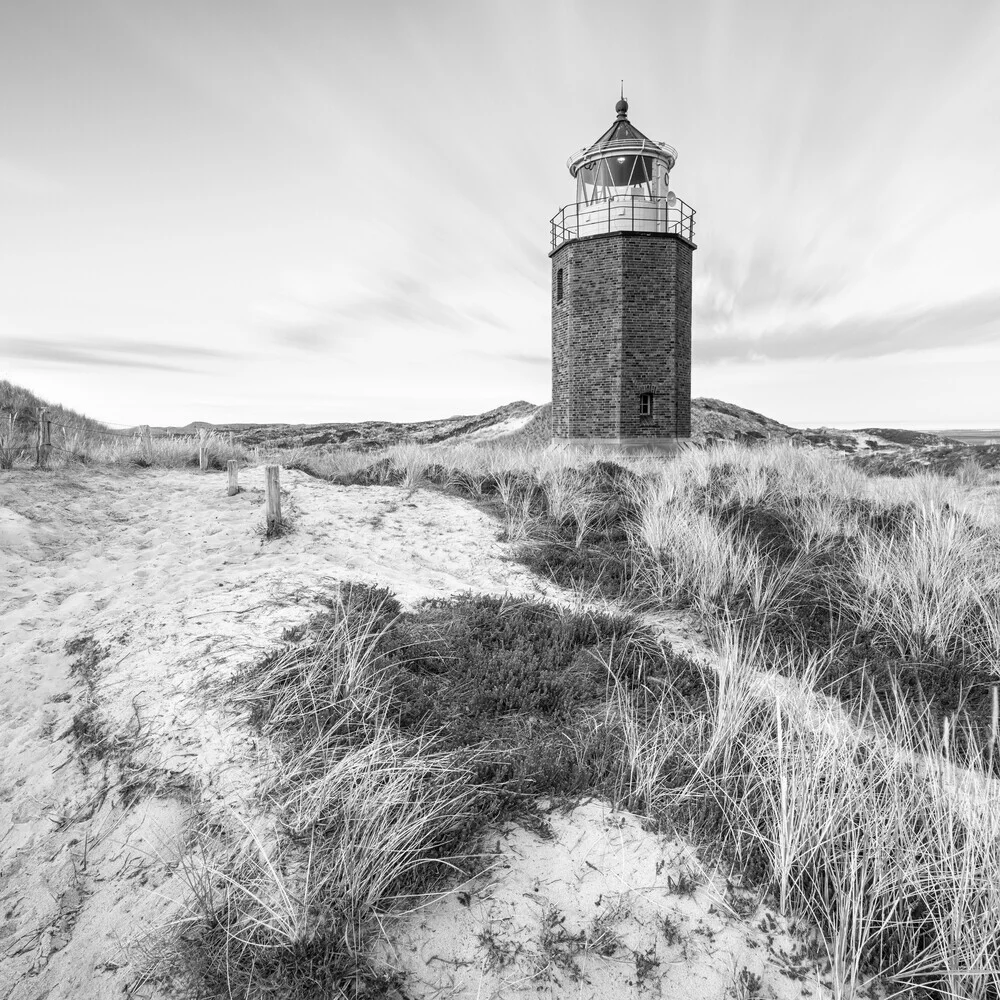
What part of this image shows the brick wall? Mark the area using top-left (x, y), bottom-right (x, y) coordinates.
top-left (551, 231), bottom-right (694, 442)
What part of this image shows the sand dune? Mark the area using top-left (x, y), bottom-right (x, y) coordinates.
top-left (1, 465), bottom-right (831, 999)
top-left (0, 466), bottom-right (552, 997)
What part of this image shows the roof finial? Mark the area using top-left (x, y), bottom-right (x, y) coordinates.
top-left (615, 82), bottom-right (628, 119)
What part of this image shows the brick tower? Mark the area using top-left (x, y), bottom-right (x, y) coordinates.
top-left (550, 96), bottom-right (696, 452)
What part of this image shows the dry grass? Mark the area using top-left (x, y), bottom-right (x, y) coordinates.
top-left (0, 421), bottom-right (258, 471)
top-left (170, 588), bottom-right (485, 997)
top-left (132, 436), bottom-right (1000, 997)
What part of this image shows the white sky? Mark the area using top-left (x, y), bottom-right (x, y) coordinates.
top-left (1, 0), bottom-right (998, 428)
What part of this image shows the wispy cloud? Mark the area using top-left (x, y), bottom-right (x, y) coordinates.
top-left (498, 351), bottom-right (548, 366)
top-left (696, 291), bottom-right (1000, 364)
top-left (460, 346), bottom-right (549, 367)
top-left (263, 273), bottom-right (510, 351)
top-left (0, 336), bottom-right (230, 372)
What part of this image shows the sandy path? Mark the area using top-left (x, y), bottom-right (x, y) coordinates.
top-left (0, 465), bottom-right (553, 998)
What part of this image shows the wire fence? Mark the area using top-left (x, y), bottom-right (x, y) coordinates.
top-left (0, 404), bottom-right (237, 470)
top-left (0, 407), bottom-right (177, 439)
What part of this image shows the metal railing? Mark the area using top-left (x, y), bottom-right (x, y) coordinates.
top-left (550, 195), bottom-right (696, 251)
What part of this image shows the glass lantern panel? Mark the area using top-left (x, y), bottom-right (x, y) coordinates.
top-left (577, 155), bottom-right (659, 202)
top-left (605, 154), bottom-right (653, 187)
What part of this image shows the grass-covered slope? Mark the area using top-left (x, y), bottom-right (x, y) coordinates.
top-left (0, 378), bottom-right (255, 470)
top-left (171, 442), bottom-right (1000, 998)
top-left (155, 400), bottom-right (540, 450)
top-left (0, 378), bottom-right (119, 437)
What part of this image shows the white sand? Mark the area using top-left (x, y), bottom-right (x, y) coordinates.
top-left (459, 411), bottom-right (537, 442)
top-left (0, 464), bottom-right (829, 999)
top-left (379, 800), bottom-right (830, 999)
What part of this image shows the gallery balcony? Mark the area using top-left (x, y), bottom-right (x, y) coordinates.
top-left (550, 195), bottom-right (696, 252)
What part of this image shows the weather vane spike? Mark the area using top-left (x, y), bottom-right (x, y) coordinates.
top-left (620, 79), bottom-right (624, 100)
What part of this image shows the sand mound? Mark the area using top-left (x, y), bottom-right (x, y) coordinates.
top-left (380, 799), bottom-right (824, 999)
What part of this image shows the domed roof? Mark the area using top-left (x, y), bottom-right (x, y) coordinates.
top-left (567, 99), bottom-right (677, 177)
top-left (590, 100), bottom-right (655, 152)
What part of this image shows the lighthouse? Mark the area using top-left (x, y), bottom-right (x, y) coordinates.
top-left (550, 96), bottom-right (696, 452)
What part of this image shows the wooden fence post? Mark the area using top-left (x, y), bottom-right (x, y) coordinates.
top-left (35, 407), bottom-right (46, 467)
top-left (199, 429), bottom-right (209, 472)
top-left (227, 460), bottom-right (239, 496)
top-left (1, 411), bottom-right (15, 470)
top-left (265, 465), bottom-right (281, 533)
top-left (141, 424), bottom-right (152, 461)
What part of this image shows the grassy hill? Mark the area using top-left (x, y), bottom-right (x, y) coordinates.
top-left (153, 400), bottom-right (540, 450)
top-left (4, 377), bottom-right (997, 475)
top-left (0, 379), bottom-right (122, 438)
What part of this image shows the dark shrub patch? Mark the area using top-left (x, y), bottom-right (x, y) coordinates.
top-left (577, 461), bottom-right (644, 541)
top-left (423, 463), bottom-right (455, 486)
top-left (478, 471), bottom-right (525, 497)
top-left (377, 594), bottom-right (712, 815)
top-left (390, 596), bottom-right (648, 723)
top-left (842, 497), bottom-right (918, 538)
top-left (173, 920), bottom-right (402, 1000)
top-left (333, 581), bottom-right (402, 631)
top-left (584, 459), bottom-right (642, 495)
top-left (350, 457), bottom-right (405, 486)
top-left (820, 646), bottom-right (997, 757)
top-left (715, 502), bottom-right (798, 563)
top-left (254, 587), bottom-right (711, 810)
top-left (513, 460), bottom-right (647, 594)
top-left (519, 541), bottom-right (630, 600)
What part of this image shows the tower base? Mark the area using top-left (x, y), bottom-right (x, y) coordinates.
top-left (550, 436), bottom-right (694, 456)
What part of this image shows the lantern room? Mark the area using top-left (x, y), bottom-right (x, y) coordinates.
top-left (570, 97), bottom-right (675, 202)
top-left (551, 97), bottom-right (695, 250)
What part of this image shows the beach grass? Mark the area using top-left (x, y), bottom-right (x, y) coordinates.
top-left (11, 412), bottom-right (998, 997)
top-left (156, 438), bottom-right (1000, 998)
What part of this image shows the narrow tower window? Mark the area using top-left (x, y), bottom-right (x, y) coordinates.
top-left (556, 268), bottom-right (564, 303)
top-left (639, 393), bottom-right (653, 417)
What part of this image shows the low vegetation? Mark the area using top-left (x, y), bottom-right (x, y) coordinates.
top-left (0, 379), bottom-right (255, 470)
top-left (7, 377), bottom-right (1000, 996)
top-left (170, 587), bottom-right (697, 997)
top-left (159, 438), bottom-right (1000, 999)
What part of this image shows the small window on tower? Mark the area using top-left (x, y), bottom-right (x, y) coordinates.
top-left (556, 269), bottom-right (564, 303)
top-left (639, 393), bottom-right (653, 417)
